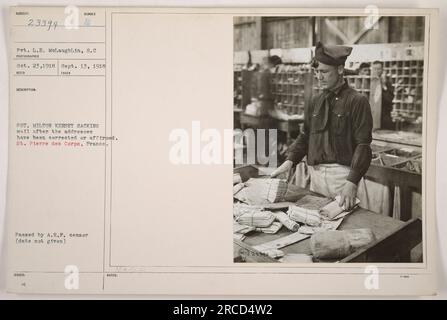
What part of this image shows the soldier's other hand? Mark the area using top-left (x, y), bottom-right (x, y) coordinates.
top-left (338, 181), bottom-right (358, 211)
top-left (270, 160), bottom-right (293, 179)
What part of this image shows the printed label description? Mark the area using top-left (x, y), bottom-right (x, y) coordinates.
top-left (15, 122), bottom-right (116, 147)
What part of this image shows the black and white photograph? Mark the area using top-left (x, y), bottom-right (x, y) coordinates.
top-left (233, 15), bottom-right (426, 263)
top-left (2, 5), bottom-right (441, 297)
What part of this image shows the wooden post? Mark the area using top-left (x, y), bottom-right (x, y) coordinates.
top-left (254, 17), bottom-right (263, 50)
top-left (309, 17), bottom-right (316, 47)
top-left (370, 77), bottom-right (383, 130)
top-left (314, 17), bottom-right (322, 43)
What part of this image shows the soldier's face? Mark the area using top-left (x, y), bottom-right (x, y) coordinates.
top-left (315, 62), bottom-right (341, 90)
top-left (359, 67), bottom-right (370, 76)
top-left (371, 63), bottom-right (383, 77)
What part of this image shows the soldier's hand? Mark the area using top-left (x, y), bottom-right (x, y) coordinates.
top-left (270, 160), bottom-right (293, 179)
top-left (338, 181), bottom-right (358, 211)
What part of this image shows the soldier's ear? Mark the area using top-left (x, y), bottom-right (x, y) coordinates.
top-left (337, 65), bottom-right (344, 75)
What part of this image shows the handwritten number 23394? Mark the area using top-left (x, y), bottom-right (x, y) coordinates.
top-left (27, 19), bottom-right (58, 31)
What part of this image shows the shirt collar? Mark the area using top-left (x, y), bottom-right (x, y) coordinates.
top-left (326, 80), bottom-right (348, 96)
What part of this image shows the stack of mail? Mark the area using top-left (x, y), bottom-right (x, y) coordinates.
top-left (262, 249), bottom-right (285, 259)
top-left (294, 194), bottom-right (331, 210)
top-left (273, 211), bottom-right (299, 232)
top-left (320, 195), bottom-right (360, 220)
top-left (255, 221), bottom-right (283, 234)
top-left (233, 182), bottom-right (245, 195)
top-left (233, 233), bottom-right (246, 241)
top-left (233, 221), bottom-right (256, 242)
top-left (298, 217), bottom-right (345, 235)
top-left (234, 203), bottom-right (275, 228)
top-left (298, 225), bottom-right (323, 235)
top-left (262, 178), bottom-right (288, 203)
top-left (235, 210), bottom-right (275, 228)
top-left (233, 221), bottom-right (256, 235)
top-left (233, 203), bottom-right (263, 218)
top-left (233, 173), bottom-right (242, 185)
top-left (287, 205), bottom-right (321, 227)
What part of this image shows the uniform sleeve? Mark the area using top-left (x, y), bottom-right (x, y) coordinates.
top-left (382, 79), bottom-right (395, 106)
top-left (286, 99), bottom-right (312, 165)
top-left (347, 95), bottom-right (373, 184)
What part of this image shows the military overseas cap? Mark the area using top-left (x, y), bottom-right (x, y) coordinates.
top-left (268, 55), bottom-right (282, 67)
top-left (314, 41), bottom-right (353, 66)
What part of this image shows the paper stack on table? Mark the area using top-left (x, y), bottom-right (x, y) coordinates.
top-left (287, 196), bottom-right (359, 234)
top-left (255, 221), bottom-right (283, 234)
top-left (287, 206), bottom-right (321, 227)
top-left (233, 202), bottom-right (263, 218)
top-left (233, 173), bottom-right (242, 185)
top-left (273, 211), bottom-right (299, 232)
top-left (233, 177), bottom-right (309, 208)
top-left (297, 219), bottom-right (344, 235)
top-left (233, 203), bottom-right (275, 228)
top-left (233, 187), bottom-right (360, 247)
top-left (253, 231), bottom-right (310, 252)
top-left (233, 233), bottom-right (247, 241)
top-left (294, 194), bottom-right (332, 210)
top-left (233, 221), bottom-right (256, 234)
top-left (263, 249), bottom-right (285, 259)
top-left (233, 221), bottom-right (256, 241)
top-left (320, 195), bottom-right (360, 220)
top-left (235, 211), bottom-right (275, 228)
top-left (233, 182), bottom-right (245, 195)
top-left (263, 178), bottom-right (288, 203)
top-left (233, 173), bottom-right (246, 195)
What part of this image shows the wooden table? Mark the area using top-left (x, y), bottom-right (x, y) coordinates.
top-left (235, 208), bottom-right (403, 260)
top-left (234, 165), bottom-right (422, 263)
top-left (368, 135), bottom-right (422, 221)
top-left (372, 130), bottom-right (422, 148)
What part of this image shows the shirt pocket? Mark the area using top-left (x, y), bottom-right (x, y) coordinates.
top-left (332, 111), bottom-right (349, 136)
top-left (310, 110), bottom-right (328, 133)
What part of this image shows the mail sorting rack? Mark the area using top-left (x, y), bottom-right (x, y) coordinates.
top-left (312, 74), bottom-right (371, 98)
top-left (311, 60), bottom-right (424, 127)
top-left (346, 75), bottom-right (371, 98)
top-left (234, 65), bottom-right (244, 109)
top-left (271, 64), bottom-right (311, 116)
top-left (384, 60), bottom-right (424, 124)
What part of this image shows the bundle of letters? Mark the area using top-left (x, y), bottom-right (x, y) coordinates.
top-left (287, 195), bottom-right (360, 235)
top-left (287, 206), bottom-right (321, 227)
top-left (233, 202), bottom-right (302, 239)
top-left (233, 221), bottom-right (255, 241)
top-left (233, 173), bottom-right (245, 196)
top-left (233, 203), bottom-right (275, 228)
top-left (262, 178), bottom-right (288, 203)
top-left (233, 177), bottom-right (289, 205)
top-left (233, 203), bottom-right (285, 239)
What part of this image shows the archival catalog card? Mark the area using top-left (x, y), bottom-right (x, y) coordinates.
top-left (6, 6), bottom-right (439, 296)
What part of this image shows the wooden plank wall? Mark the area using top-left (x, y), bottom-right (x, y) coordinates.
top-left (317, 16), bottom-right (390, 45)
top-left (233, 17), bottom-right (261, 51)
top-left (233, 16), bottom-right (425, 50)
top-left (389, 17), bottom-right (425, 43)
top-left (264, 17), bottom-right (313, 49)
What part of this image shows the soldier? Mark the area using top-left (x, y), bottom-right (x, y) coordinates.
top-left (271, 42), bottom-right (373, 210)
